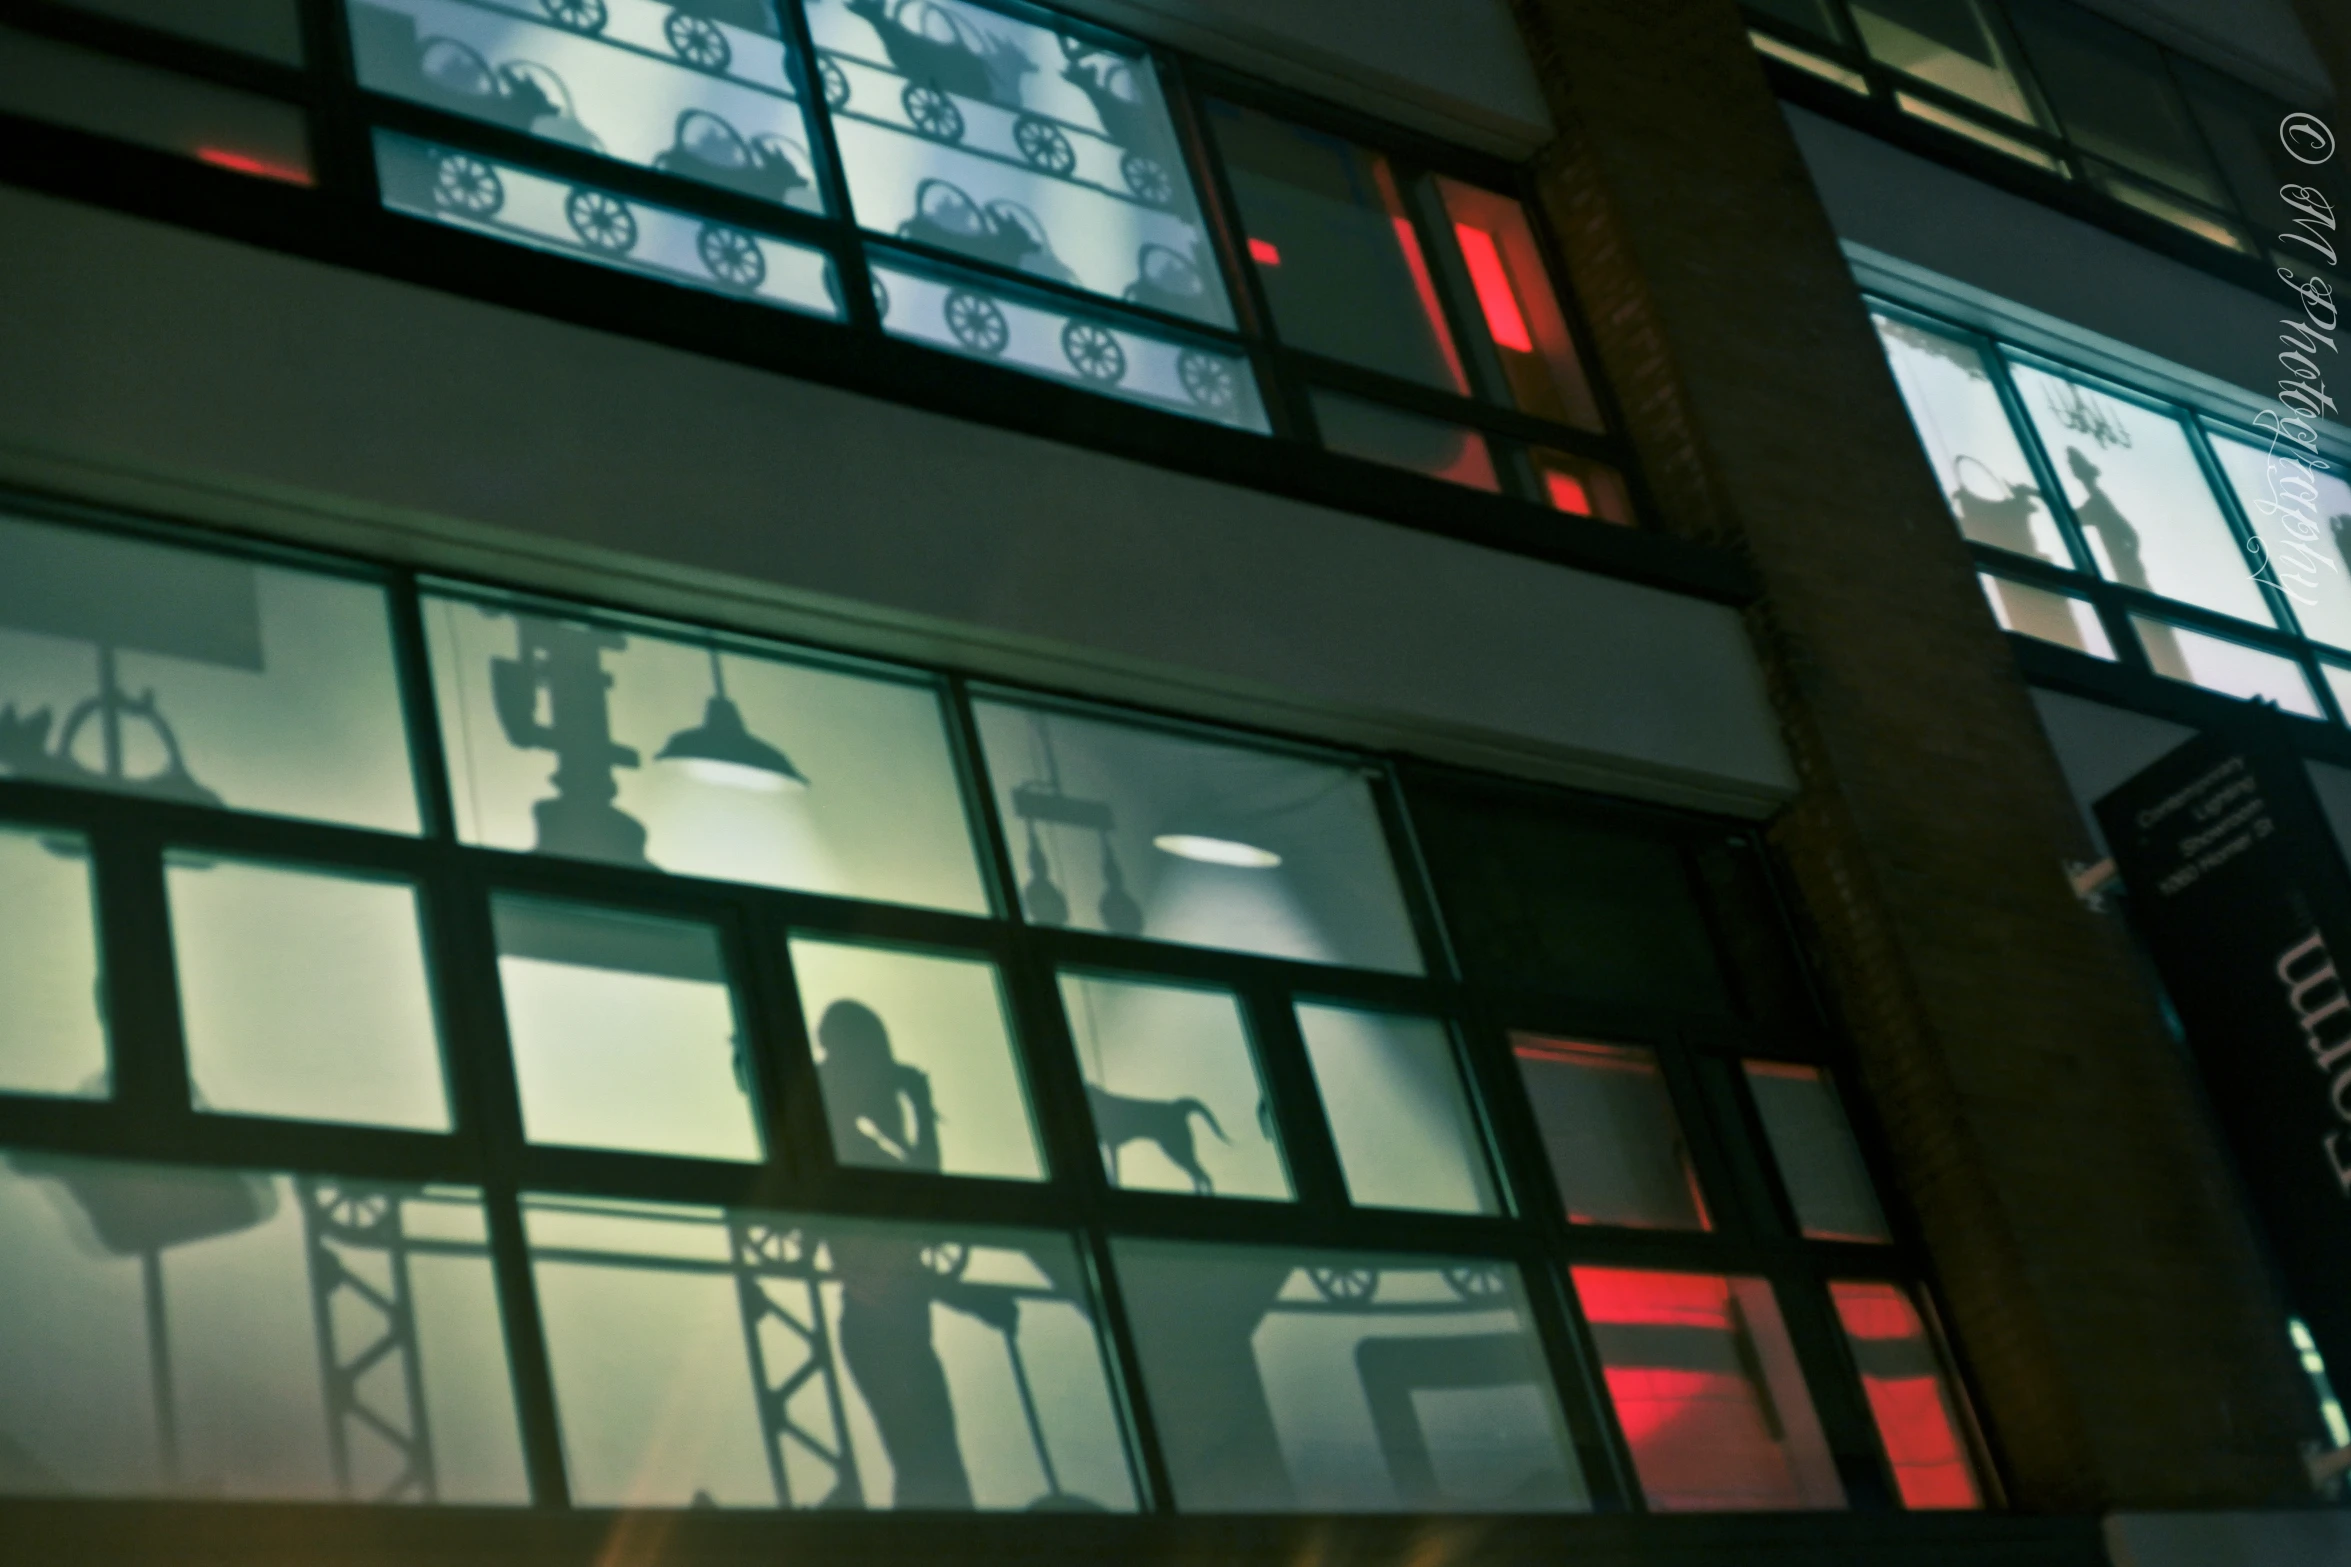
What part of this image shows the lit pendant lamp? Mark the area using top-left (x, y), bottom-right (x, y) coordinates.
top-left (657, 648), bottom-right (809, 792)
top-left (1151, 832), bottom-right (1281, 868)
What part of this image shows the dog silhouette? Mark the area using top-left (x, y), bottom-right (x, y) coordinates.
top-left (1085, 1084), bottom-right (1228, 1194)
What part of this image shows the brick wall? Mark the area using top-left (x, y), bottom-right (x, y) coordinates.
top-left (1508, 0), bottom-right (2319, 1508)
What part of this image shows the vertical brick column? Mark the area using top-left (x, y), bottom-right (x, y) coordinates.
top-left (1508, 0), bottom-right (2316, 1508)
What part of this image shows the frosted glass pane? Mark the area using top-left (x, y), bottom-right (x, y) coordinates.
top-left (1574, 1266), bottom-right (1845, 1512)
top-left (1313, 391), bottom-right (1500, 493)
top-left (0, 826), bottom-right (109, 1098)
top-left (792, 937), bottom-right (1043, 1182)
top-left (2008, 363), bottom-right (2271, 629)
top-left (970, 697), bottom-right (1422, 973)
top-left (1744, 1062), bottom-right (1890, 1243)
top-left (495, 899), bottom-right (762, 1161)
top-left (1114, 1240), bottom-right (1586, 1513)
top-left (0, 516), bottom-right (418, 831)
top-left (2207, 430), bottom-right (2351, 652)
top-left (426, 593), bottom-right (984, 912)
top-left (525, 1195), bottom-right (1136, 1510)
top-left (1298, 1005), bottom-right (1496, 1216)
top-left (0, 1156), bottom-right (525, 1502)
top-left (376, 132), bottom-right (842, 315)
top-left (1830, 1281), bottom-right (1983, 1508)
top-left (805, 0), bottom-right (1228, 324)
top-left (169, 857), bottom-right (449, 1131)
top-left (2130, 617), bottom-right (2321, 716)
top-left (1849, 0), bottom-right (2042, 125)
top-left (1872, 314), bottom-right (2069, 563)
top-left (1059, 972), bottom-right (1289, 1200)
top-left (1513, 1036), bottom-right (1709, 1231)
top-left (352, 0), bottom-right (826, 215)
top-left (1977, 572), bottom-right (2114, 658)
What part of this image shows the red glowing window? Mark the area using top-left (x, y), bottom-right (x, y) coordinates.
top-left (1573, 1267), bottom-right (1846, 1512)
top-left (1247, 237), bottom-right (1282, 266)
top-left (197, 145), bottom-right (313, 185)
top-left (1830, 1282), bottom-right (1984, 1509)
top-left (1454, 222), bottom-right (1533, 352)
top-left (1434, 179), bottom-right (1600, 429)
top-left (1512, 1036), bottom-right (1709, 1230)
top-left (1544, 469), bottom-right (1590, 514)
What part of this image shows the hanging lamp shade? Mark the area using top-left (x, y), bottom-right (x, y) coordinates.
top-left (657, 694), bottom-right (809, 792)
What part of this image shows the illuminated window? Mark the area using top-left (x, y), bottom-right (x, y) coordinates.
top-left (1847, 0), bottom-right (2046, 126)
top-left (1976, 571), bottom-right (2115, 658)
top-left (1433, 179), bottom-right (1600, 430)
top-left (1829, 1281), bottom-right (1984, 1508)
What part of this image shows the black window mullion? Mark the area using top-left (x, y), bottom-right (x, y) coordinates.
top-left (1764, 1258), bottom-right (1901, 1508)
top-left (1514, 1233), bottom-right (1644, 1512)
top-left (1239, 987), bottom-right (1349, 1213)
top-left (89, 826), bottom-right (194, 1122)
top-left (298, 0), bottom-right (378, 209)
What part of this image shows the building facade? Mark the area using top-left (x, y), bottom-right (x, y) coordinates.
top-left (0, 0), bottom-right (2342, 1562)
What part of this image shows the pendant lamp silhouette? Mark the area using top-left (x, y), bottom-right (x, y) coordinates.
top-left (657, 647), bottom-right (809, 793)
top-left (1013, 714), bottom-right (1144, 937)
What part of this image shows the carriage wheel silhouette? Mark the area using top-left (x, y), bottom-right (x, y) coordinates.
top-left (431, 151), bottom-right (503, 216)
top-left (1442, 1264), bottom-right (1505, 1302)
top-left (1013, 115), bottom-right (1076, 176)
top-left (315, 1187), bottom-right (395, 1240)
top-left (944, 289), bottom-right (1008, 355)
top-left (1120, 152), bottom-right (1173, 206)
top-left (665, 11), bottom-right (731, 72)
top-left (818, 54), bottom-right (849, 109)
top-left (871, 274), bottom-right (891, 320)
top-left (1176, 349), bottom-right (1235, 412)
top-left (698, 224), bottom-right (766, 289)
top-left (539, 0), bottom-right (606, 33)
top-left (1308, 1266), bottom-right (1377, 1302)
top-left (919, 1240), bottom-right (971, 1280)
top-left (1061, 321), bottom-right (1126, 383)
top-left (565, 188), bottom-right (638, 253)
top-left (903, 82), bottom-right (965, 142)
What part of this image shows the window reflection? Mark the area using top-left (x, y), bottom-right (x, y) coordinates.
top-left (425, 591), bottom-right (987, 912)
top-left (806, 0), bottom-right (1230, 327)
top-left (494, 897), bottom-right (763, 1162)
top-left (791, 937), bottom-right (1045, 1183)
top-left (1573, 1266), bottom-right (1845, 1512)
top-left (525, 1196), bottom-right (1136, 1509)
top-left (0, 515), bottom-right (418, 832)
top-left (1830, 1281), bottom-right (1982, 1508)
top-left (969, 697), bottom-right (1423, 973)
top-left (1872, 313), bottom-right (2070, 563)
top-left (1059, 972), bottom-right (1289, 1200)
top-left (350, 0), bottom-right (824, 213)
top-left (0, 826), bottom-right (109, 1099)
top-left (1114, 1241), bottom-right (1586, 1512)
top-left (1299, 1005), bottom-right (1497, 1215)
top-left (0, 1155), bottom-right (525, 1501)
top-left (1512, 1036), bottom-right (1709, 1231)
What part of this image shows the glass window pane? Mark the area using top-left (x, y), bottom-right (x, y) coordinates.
top-left (1531, 449), bottom-right (1633, 524)
top-left (1830, 1281), bottom-right (1983, 1508)
top-left (0, 825), bottom-right (109, 1098)
top-left (1059, 972), bottom-right (1288, 1200)
top-left (375, 135), bottom-right (838, 317)
top-left (1748, 0), bottom-right (1849, 45)
top-left (1512, 1036), bottom-right (1708, 1231)
top-left (969, 697), bottom-right (1423, 973)
top-left (1894, 90), bottom-right (2066, 172)
top-left (56, 0), bottom-right (304, 62)
top-left (1209, 101), bottom-right (1467, 393)
top-left (0, 516), bottom-right (418, 832)
top-left (0, 1155), bottom-right (525, 1501)
top-left (525, 1195), bottom-right (1137, 1509)
top-left (870, 253), bottom-right (1267, 430)
top-left (1848, 0), bottom-right (2044, 125)
top-left (1572, 1266), bottom-right (1846, 1512)
top-left (494, 897), bottom-right (762, 1161)
top-left (1744, 1061), bottom-right (1891, 1243)
top-left (1312, 391), bottom-right (1498, 493)
top-left (790, 936), bottom-right (1044, 1182)
top-left (2176, 60), bottom-right (2317, 248)
top-left (168, 856), bottom-right (449, 1131)
top-left (1432, 179), bottom-right (1600, 429)
top-left (0, 25), bottom-right (312, 183)
top-left (353, 0), bottom-right (825, 215)
top-left (2008, 362), bottom-right (2272, 624)
top-left (2206, 430), bottom-right (2351, 652)
top-left (2129, 617), bottom-right (2322, 715)
top-left (1752, 30), bottom-right (1871, 93)
top-left (2006, 0), bottom-right (2225, 206)
top-left (1114, 1240), bottom-right (1587, 1512)
top-left (425, 591), bottom-right (985, 913)
top-left (2323, 663), bottom-right (2351, 723)
top-left (1978, 572), bottom-right (2114, 658)
top-left (2090, 169), bottom-right (2249, 253)
top-left (806, 0), bottom-right (1229, 326)
top-left (1871, 313), bottom-right (2070, 563)
top-left (1298, 1005), bottom-right (1495, 1215)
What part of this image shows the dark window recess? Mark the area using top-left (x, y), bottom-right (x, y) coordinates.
top-left (1688, 838), bottom-right (1818, 1030)
top-left (1406, 776), bottom-right (1732, 1014)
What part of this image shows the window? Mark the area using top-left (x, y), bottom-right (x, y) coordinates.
top-left (1869, 300), bottom-right (2351, 727)
top-left (0, 500), bottom-right (1972, 1534)
top-left (5, 0), bottom-right (1638, 537)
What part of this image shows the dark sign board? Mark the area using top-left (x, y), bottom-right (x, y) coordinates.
top-left (2096, 712), bottom-right (2351, 1388)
